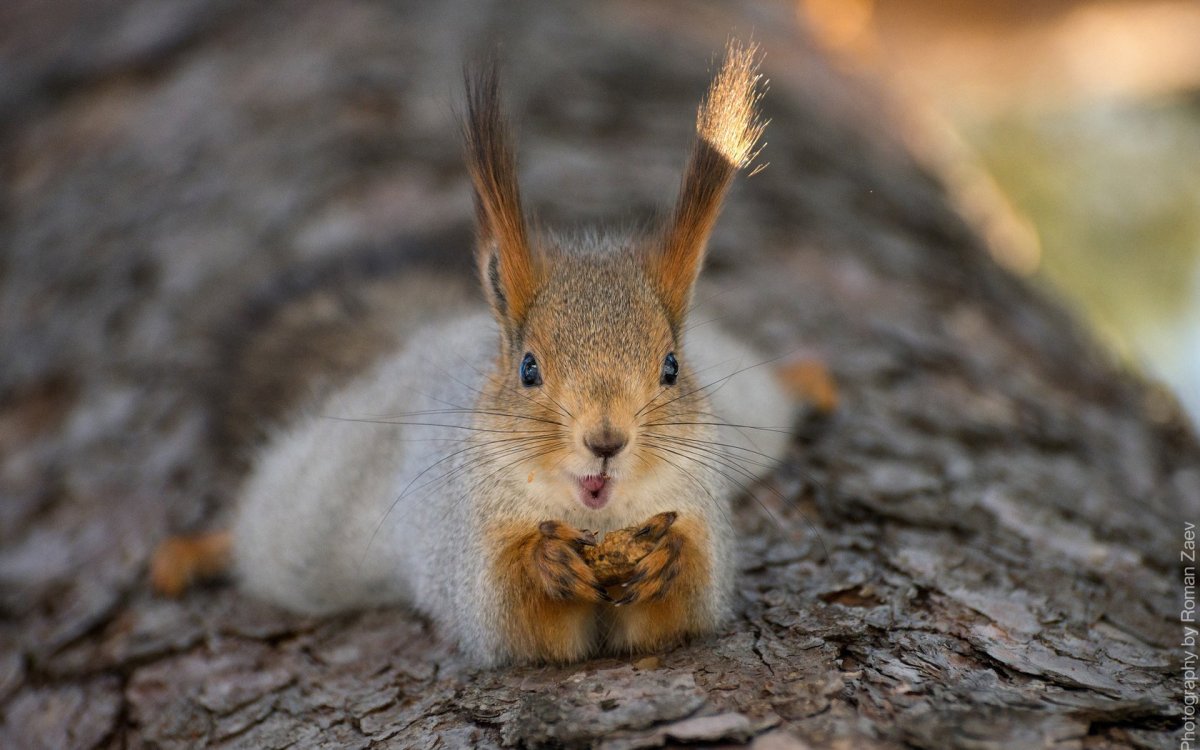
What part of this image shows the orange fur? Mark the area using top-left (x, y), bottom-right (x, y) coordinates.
top-left (653, 41), bottom-right (765, 323)
top-left (150, 531), bottom-right (232, 597)
top-left (463, 61), bottom-right (542, 330)
top-left (607, 515), bottom-right (712, 653)
top-left (488, 520), bottom-right (607, 663)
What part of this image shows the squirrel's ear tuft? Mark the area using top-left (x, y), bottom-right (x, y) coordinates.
top-left (651, 41), bottom-right (767, 324)
top-left (463, 59), bottom-right (541, 334)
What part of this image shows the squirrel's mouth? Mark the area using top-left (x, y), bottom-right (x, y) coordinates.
top-left (577, 474), bottom-right (612, 509)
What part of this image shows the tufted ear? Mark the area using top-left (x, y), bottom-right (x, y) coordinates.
top-left (462, 60), bottom-right (541, 338)
top-left (650, 41), bottom-right (766, 326)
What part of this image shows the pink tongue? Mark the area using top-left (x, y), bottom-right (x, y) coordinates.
top-left (581, 475), bottom-right (607, 493)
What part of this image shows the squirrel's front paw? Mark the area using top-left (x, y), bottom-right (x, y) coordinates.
top-left (532, 521), bottom-right (611, 603)
top-left (614, 511), bottom-right (683, 606)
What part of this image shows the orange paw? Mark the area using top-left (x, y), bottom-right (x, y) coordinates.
top-left (614, 512), bottom-right (684, 606)
top-left (532, 521), bottom-right (610, 603)
top-left (606, 514), bottom-right (712, 652)
top-left (489, 520), bottom-right (606, 662)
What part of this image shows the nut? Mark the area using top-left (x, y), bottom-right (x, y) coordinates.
top-left (582, 525), bottom-right (658, 585)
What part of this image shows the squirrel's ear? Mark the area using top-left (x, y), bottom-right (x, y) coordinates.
top-left (651, 41), bottom-right (766, 325)
top-left (463, 60), bottom-right (541, 334)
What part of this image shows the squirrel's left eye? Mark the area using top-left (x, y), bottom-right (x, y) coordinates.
top-left (520, 352), bottom-right (542, 387)
top-left (660, 352), bottom-right (679, 386)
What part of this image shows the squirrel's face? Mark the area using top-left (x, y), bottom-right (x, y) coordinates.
top-left (479, 247), bottom-right (713, 515)
top-left (462, 42), bottom-right (764, 518)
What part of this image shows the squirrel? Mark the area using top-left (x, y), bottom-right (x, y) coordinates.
top-left (151, 42), bottom-right (799, 665)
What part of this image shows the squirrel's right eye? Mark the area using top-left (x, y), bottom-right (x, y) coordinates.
top-left (519, 352), bottom-right (542, 387)
top-left (661, 352), bottom-right (679, 386)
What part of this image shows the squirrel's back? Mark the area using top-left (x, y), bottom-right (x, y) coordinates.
top-left (232, 312), bottom-right (495, 616)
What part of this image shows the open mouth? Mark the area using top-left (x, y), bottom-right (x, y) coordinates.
top-left (577, 474), bottom-right (612, 509)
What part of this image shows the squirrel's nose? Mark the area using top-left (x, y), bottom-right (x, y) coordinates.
top-left (585, 428), bottom-right (627, 459)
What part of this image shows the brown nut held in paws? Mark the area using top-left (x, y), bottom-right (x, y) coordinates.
top-left (582, 511), bottom-right (678, 585)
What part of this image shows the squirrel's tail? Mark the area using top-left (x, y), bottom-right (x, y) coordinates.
top-left (150, 530), bottom-right (233, 597)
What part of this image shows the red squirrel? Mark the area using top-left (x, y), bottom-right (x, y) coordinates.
top-left (153, 42), bottom-right (795, 665)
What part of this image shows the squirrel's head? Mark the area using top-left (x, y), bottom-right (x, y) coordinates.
top-left (462, 42), bottom-right (765, 517)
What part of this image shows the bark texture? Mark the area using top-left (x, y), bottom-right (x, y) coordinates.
top-left (1, 1), bottom-right (1196, 748)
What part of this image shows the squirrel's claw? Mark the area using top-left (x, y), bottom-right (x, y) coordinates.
top-left (633, 511), bottom-right (677, 541)
top-left (619, 567), bottom-right (649, 591)
top-left (539, 520), bottom-right (597, 547)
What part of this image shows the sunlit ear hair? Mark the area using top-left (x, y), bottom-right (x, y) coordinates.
top-left (462, 59), bottom-right (542, 340)
top-left (651, 40), bottom-right (767, 326)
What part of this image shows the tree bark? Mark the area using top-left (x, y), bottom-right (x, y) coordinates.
top-left (1, 1), bottom-right (1194, 748)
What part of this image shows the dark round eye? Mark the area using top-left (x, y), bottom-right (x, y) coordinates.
top-left (660, 352), bottom-right (679, 386)
top-left (520, 352), bottom-right (542, 387)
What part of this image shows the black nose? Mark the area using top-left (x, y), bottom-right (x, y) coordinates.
top-left (585, 428), bottom-right (627, 459)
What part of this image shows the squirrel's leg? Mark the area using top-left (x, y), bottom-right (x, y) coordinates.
top-left (607, 512), bottom-right (714, 653)
top-left (488, 520), bottom-right (609, 663)
top-left (150, 531), bottom-right (233, 597)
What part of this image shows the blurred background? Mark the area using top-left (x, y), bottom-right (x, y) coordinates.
top-left (798, 0), bottom-right (1200, 418)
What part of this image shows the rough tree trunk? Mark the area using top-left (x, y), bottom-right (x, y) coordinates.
top-left (1, 1), bottom-right (1195, 748)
